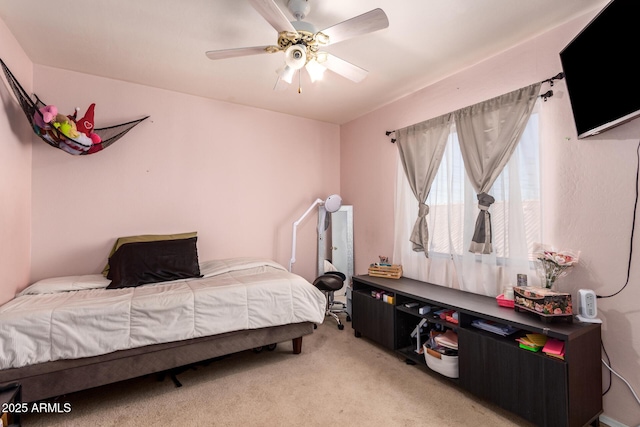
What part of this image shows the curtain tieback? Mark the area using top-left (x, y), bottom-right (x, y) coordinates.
top-left (477, 192), bottom-right (495, 209)
top-left (469, 192), bottom-right (496, 254)
top-left (418, 204), bottom-right (430, 217)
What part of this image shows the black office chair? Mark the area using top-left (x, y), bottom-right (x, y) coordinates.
top-left (324, 271), bottom-right (350, 314)
top-left (313, 272), bottom-right (348, 330)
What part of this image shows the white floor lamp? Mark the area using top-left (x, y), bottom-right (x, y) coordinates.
top-left (289, 194), bottom-right (342, 272)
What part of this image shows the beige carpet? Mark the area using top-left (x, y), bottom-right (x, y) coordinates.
top-left (22, 317), bottom-right (536, 427)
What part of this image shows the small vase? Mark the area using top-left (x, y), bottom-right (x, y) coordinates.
top-left (543, 277), bottom-right (556, 289)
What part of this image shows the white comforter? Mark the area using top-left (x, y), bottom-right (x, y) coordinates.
top-left (0, 258), bottom-right (326, 370)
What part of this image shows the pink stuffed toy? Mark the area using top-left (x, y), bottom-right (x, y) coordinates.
top-left (33, 105), bottom-right (58, 130)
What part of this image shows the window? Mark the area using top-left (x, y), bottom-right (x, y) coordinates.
top-left (393, 107), bottom-right (541, 295)
top-left (426, 112), bottom-right (540, 257)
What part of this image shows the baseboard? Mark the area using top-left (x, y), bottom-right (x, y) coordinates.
top-left (600, 414), bottom-right (630, 427)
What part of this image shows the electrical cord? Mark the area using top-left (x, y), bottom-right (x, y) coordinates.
top-left (601, 341), bottom-right (612, 395)
top-left (597, 139), bottom-right (640, 299)
top-left (597, 140), bottom-right (640, 409)
top-left (602, 357), bottom-right (640, 405)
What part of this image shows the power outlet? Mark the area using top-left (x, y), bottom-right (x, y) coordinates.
top-left (577, 289), bottom-right (602, 323)
top-left (580, 290), bottom-right (596, 317)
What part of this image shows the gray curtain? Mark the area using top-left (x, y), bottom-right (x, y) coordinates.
top-left (454, 82), bottom-right (541, 254)
top-left (396, 113), bottom-right (453, 256)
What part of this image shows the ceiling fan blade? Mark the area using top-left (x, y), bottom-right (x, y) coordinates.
top-left (206, 46), bottom-right (272, 60)
top-left (249, 0), bottom-right (297, 33)
top-left (320, 8), bottom-right (389, 45)
top-left (320, 53), bottom-right (368, 83)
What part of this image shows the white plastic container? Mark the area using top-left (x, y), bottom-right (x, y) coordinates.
top-left (423, 344), bottom-right (459, 379)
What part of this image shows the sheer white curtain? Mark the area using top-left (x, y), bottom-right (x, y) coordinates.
top-left (395, 114), bottom-right (453, 256)
top-left (393, 105), bottom-right (541, 296)
top-left (393, 131), bottom-right (460, 287)
top-left (455, 83), bottom-right (541, 255)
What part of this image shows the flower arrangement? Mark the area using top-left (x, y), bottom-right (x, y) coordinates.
top-left (533, 244), bottom-right (579, 289)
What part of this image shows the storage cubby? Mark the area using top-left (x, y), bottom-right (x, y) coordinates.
top-left (395, 302), bottom-right (459, 370)
top-left (352, 275), bottom-right (602, 427)
top-left (351, 288), bottom-right (395, 350)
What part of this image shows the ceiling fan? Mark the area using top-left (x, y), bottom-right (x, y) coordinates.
top-left (205, 0), bottom-right (389, 91)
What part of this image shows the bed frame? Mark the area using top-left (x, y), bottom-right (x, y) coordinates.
top-left (0, 322), bottom-right (314, 402)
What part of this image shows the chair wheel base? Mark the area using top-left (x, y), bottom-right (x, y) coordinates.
top-left (338, 324), bottom-right (344, 330)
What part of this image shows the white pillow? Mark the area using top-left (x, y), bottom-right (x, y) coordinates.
top-left (18, 274), bottom-right (110, 296)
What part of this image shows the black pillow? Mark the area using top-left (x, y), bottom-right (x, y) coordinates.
top-left (107, 237), bottom-right (202, 289)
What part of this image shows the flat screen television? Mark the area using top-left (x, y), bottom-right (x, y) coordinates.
top-left (560, 0), bottom-right (640, 138)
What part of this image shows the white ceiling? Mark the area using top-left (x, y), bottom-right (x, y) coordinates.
top-left (0, 0), bottom-right (607, 125)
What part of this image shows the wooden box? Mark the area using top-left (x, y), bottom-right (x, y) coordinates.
top-left (514, 286), bottom-right (573, 322)
top-left (368, 264), bottom-right (403, 279)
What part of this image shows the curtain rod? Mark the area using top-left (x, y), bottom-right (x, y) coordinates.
top-left (385, 72), bottom-right (564, 143)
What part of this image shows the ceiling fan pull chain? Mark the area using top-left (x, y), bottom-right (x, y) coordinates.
top-left (298, 70), bottom-right (302, 94)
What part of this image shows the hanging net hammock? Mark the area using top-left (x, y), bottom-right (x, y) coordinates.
top-left (1, 58), bottom-right (149, 155)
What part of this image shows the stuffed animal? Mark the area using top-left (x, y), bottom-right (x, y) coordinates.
top-left (86, 141), bottom-right (104, 154)
top-left (75, 103), bottom-right (101, 144)
top-left (52, 111), bottom-right (93, 155)
top-left (41, 104), bottom-right (102, 155)
top-left (33, 105), bottom-right (58, 130)
top-left (52, 113), bottom-right (80, 139)
top-left (58, 135), bottom-right (93, 155)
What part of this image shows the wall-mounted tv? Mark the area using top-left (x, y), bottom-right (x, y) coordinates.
top-left (560, 0), bottom-right (640, 139)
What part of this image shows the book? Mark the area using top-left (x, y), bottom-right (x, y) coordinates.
top-left (519, 342), bottom-right (540, 352)
top-left (546, 352), bottom-right (565, 360)
top-left (471, 319), bottom-right (519, 336)
top-left (516, 338), bottom-right (540, 351)
top-left (516, 333), bottom-right (548, 352)
top-left (542, 338), bottom-right (565, 359)
top-left (434, 329), bottom-right (458, 350)
top-left (525, 333), bottom-right (548, 347)
top-left (542, 338), bottom-right (564, 355)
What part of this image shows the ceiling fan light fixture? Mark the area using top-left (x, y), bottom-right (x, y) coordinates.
top-left (279, 65), bottom-right (295, 84)
top-left (315, 51), bottom-right (328, 64)
top-left (305, 59), bottom-right (326, 82)
top-left (284, 44), bottom-right (307, 70)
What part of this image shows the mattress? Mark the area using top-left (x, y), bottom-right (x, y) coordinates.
top-left (0, 258), bottom-right (326, 370)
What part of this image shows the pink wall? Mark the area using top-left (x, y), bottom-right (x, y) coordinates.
top-left (2, 8), bottom-right (639, 425)
top-left (28, 66), bottom-right (340, 285)
top-left (341, 10), bottom-right (640, 425)
top-left (0, 19), bottom-right (32, 305)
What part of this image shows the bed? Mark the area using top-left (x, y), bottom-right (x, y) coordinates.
top-left (0, 255), bottom-right (326, 402)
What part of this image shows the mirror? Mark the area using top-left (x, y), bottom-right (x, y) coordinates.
top-left (317, 205), bottom-right (354, 315)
